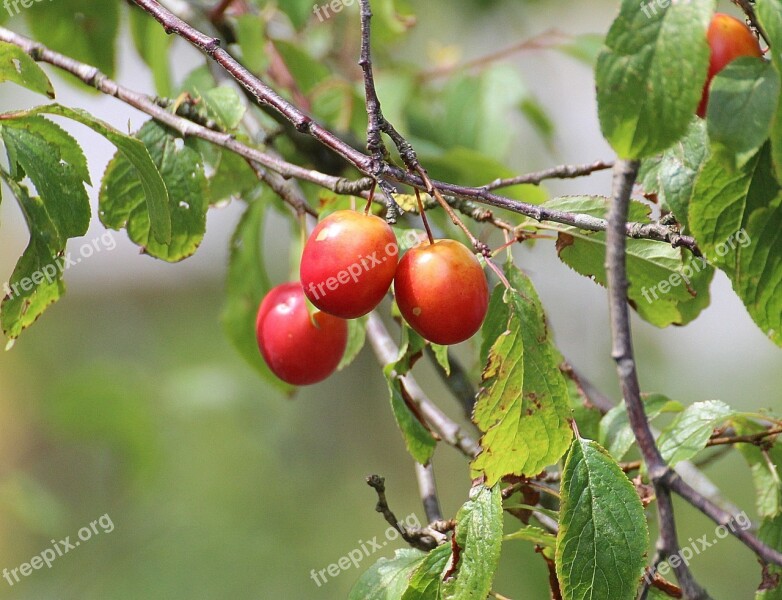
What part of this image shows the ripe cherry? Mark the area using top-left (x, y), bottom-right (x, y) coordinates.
top-left (300, 210), bottom-right (399, 319)
top-left (697, 13), bottom-right (763, 117)
top-left (256, 282), bottom-right (348, 385)
top-left (394, 239), bottom-right (489, 345)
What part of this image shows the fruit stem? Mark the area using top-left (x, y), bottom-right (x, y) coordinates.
top-left (363, 181), bottom-right (376, 215)
top-left (485, 258), bottom-right (512, 290)
top-left (415, 187), bottom-right (435, 245)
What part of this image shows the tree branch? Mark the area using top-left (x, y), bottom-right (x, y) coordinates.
top-left (415, 461), bottom-right (444, 523)
top-left (606, 160), bottom-right (710, 600)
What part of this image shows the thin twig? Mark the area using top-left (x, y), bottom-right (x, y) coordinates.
top-left (731, 0), bottom-right (771, 47)
top-left (484, 160), bottom-right (614, 191)
top-left (366, 475), bottom-right (438, 551)
top-left (415, 461), bottom-right (444, 523)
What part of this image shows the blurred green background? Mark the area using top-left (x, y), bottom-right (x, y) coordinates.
top-left (1, 0), bottom-right (780, 598)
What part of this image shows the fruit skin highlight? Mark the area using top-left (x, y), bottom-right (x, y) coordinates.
top-left (300, 210), bottom-right (399, 319)
top-left (394, 239), bottom-right (489, 346)
top-left (256, 282), bottom-right (348, 385)
top-left (697, 13), bottom-right (763, 117)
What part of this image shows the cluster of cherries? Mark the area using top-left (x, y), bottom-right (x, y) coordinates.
top-left (254, 12), bottom-right (762, 387)
top-left (255, 210), bottom-right (489, 385)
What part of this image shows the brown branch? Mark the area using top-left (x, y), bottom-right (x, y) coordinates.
top-left (707, 427), bottom-right (782, 448)
top-left (366, 475), bottom-right (438, 551)
top-left (731, 0), bottom-right (771, 47)
top-left (606, 160), bottom-right (710, 600)
top-left (484, 160), bottom-right (614, 191)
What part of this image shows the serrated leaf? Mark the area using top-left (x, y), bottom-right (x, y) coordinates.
top-left (129, 8), bottom-right (173, 97)
top-left (349, 548), bottom-right (426, 600)
top-left (545, 195), bottom-right (714, 327)
top-left (220, 197), bottom-right (291, 393)
top-left (471, 265), bottom-right (572, 485)
top-left (556, 437), bottom-right (649, 600)
top-left (757, 0), bottom-right (782, 181)
top-left (1, 120), bottom-right (90, 239)
top-left (10, 104), bottom-right (170, 244)
top-left (402, 543), bottom-right (451, 600)
top-left (707, 58), bottom-right (780, 170)
top-left (100, 121), bottom-right (206, 261)
top-left (596, 0), bottom-right (713, 158)
top-left (441, 485), bottom-right (503, 600)
top-left (689, 143), bottom-right (782, 346)
top-left (338, 316), bottom-right (367, 371)
top-left (26, 0), bottom-right (119, 78)
top-left (657, 400), bottom-right (734, 466)
top-left (0, 42), bottom-right (54, 98)
top-left (599, 393), bottom-right (684, 460)
top-left (0, 174), bottom-right (66, 340)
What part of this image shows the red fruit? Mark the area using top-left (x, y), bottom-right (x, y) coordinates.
top-left (256, 283), bottom-right (348, 385)
top-left (697, 13), bottom-right (763, 117)
top-left (394, 239), bottom-right (489, 345)
top-left (300, 210), bottom-right (399, 319)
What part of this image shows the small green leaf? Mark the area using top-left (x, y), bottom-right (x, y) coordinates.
top-left (504, 524), bottom-right (557, 549)
top-left (596, 0), bottom-right (713, 158)
top-left (338, 316), bottom-right (368, 371)
top-left (384, 375), bottom-right (437, 465)
top-left (556, 33), bottom-right (605, 66)
top-left (735, 418), bottom-right (782, 519)
top-left (471, 265), bottom-right (573, 485)
top-left (0, 42), bottom-right (54, 98)
top-left (100, 121), bottom-right (207, 261)
top-left (556, 437), bottom-right (649, 600)
top-left (756, 0), bottom-right (782, 180)
top-left (0, 174), bottom-right (66, 340)
top-left (441, 485), bottom-right (503, 600)
top-left (198, 86), bottom-right (246, 131)
top-left (599, 393), bottom-right (684, 460)
top-left (757, 515), bottom-right (782, 599)
top-left (707, 58), bottom-right (780, 170)
top-left (350, 548), bottom-right (426, 600)
top-left (430, 343), bottom-right (450, 376)
top-left (402, 543), bottom-right (451, 600)
top-left (657, 400), bottom-right (734, 466)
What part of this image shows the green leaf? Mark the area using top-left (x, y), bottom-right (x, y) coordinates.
top-left (401, 543), bottom-right (451, 600)
top-left (657, 400), bottom-right (734, 466)
top-left (599, 393), bottom-right (684, 460)
top-left (0, 174), bottom-right (65, 341)
top-left (556, 33), bottom-right (605, 67)
top-left (430, 344), bottom-right (450, 376)
top-left (689, 143), bottom-right (782, 346)
top-left (338, 316), bottom-right (368, 371)
top-left (596, 0), bottom-right (713, 158)
top-left (272, 40), bottom-right (330, 95)
top-left (220, 197), bottom-right (291, 393)
top-left (129, 8), bottom-right (173, 97)
top-left (0, 42), bottom-right (54, 98)
top-left (349, 548), bottom-right (426, 600)
top-left (26, 0), bottom-right (119, 78)
top-left (758, 515), bottom-right (782, 599)
top-left (504, 524), bottom-right (557, 549)
top-left (757, 0), bottom-right (782, 181)
top-left (471, 265), bottom-right (573, 485)
top-left (441, 485), bottom-right (503, 600)
top-left (100, 121), bottom-right (207, 261)
top-left (275, 0), bottom-right (317, 29)
top-left (734, 418), bottom-right (782, 518)
top-left (707, 58), bottom-right (780, 170)
top-left (10, 104), bottom-right (171, 244)
top-left (1, 118), bottom-right (90, 238)
top-left (206, 149), bottom-right (259, 205)
top-left (638, 119), bottom-right (708, 231)
top-left (556, 437), bottom-right (649, 600)
top-left (198, 86), bottom-right (247, 131)
top-left (545, 195), bottom-right (714, 327)
top-left (384, 375), bottom-right (437, 465)
top-left (234, 15), bottom-right (269, 73)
